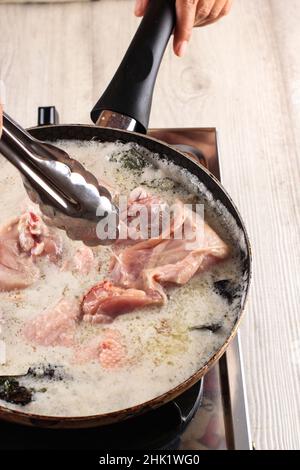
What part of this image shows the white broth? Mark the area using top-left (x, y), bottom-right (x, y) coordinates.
top-left (0, 140), bottom-right (244, 417)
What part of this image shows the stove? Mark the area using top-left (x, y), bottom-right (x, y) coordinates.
top-left (150, 128), bottom-right (252, 451)
top-left (0, 381), bottom-right (203, 450)
top-left (0, 113), bottom-right (252, 450)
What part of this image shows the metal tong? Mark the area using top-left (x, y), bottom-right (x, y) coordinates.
top-left (0, 112), bottom-right (119, 245)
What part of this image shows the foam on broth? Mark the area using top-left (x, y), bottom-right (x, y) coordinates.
top-left (0, 140), bottom-right (246, 417)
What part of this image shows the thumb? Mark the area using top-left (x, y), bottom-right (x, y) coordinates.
top-left (174, 0), bottom-right (198, 57)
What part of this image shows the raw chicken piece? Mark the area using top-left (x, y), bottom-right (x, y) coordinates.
top-left (81, 189), bottom-right (229, 323)
top-left (62, 246), bottom-right (95, 275)
top-left (81, 281), bottom-right (163, 324)
top-left (0, 218), bottom-right (39, 291)
top-left (125, 187), bottom-right (166, 228)
top-left (73, 335), bottom-right (102, 364)
top-left (18, 212), bottom-right (62, 261)
top-left (100, 335), bottom-right (127, 369)
top-left (23, 299), bottom-right (80, 347)
top-left (73, 329), bottom-right (127, 369)
top-left (111, 201), bottom-right (229, 290)
top-left (144, 215), bottom-right (230, 287)
top-left (117, 187), bottom-right (169, 246)
top-left (0, 212), bottom-right (62, 291)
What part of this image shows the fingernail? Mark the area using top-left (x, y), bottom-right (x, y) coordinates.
top-left (177, 40), bottom-right (188, 57)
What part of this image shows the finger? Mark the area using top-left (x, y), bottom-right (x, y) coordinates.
top-left (196, 16), bottom-right (220, 27)
top-left (195, 0), bottom-right (232, 27)
top-left (134, 0), bottom-right (150, 17)
top-left (220, 0), bottom-right (233, 17)
top-left (193, 0), bottom-right (215, 26)
top-left (174, 0), bottom-right (198, 57)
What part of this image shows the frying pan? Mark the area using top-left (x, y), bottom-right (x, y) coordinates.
top-left (0, 0), bottom-right (251, 428)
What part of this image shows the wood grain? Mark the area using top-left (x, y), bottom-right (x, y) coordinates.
top-left (0, 0), bottom-right (299, 449)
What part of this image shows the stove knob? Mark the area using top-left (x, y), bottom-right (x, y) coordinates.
top-left (38, 106), bottom-right (59, 126)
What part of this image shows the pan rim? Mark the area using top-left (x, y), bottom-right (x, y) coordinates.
top-left (0, 124), bottom-right (252, 426)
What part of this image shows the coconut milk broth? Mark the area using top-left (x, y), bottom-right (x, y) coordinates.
top-left (0, 140), bottom-right (244, 417)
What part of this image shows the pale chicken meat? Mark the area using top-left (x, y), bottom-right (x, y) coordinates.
top-left (18, 211), bottom-right (62, 261)
top-left (73, 329), bottom-right (127, 369)
top-left (81, 280), bottom-right (163, 324)
top-left (118, 187), bottom-right (168, 245)
top-left (0, 211), bottom-right (62, 291)
top-left (81, 189), bottom-right (229, 323)
top-left (62, 246), bottom-right (95, 275)
top-left (0, 218), bottom-right (39, 291)
top-left (23, 298), bottom-right (80, 347)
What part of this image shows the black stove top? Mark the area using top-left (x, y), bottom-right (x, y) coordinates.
top-left (0, 380), bottom-right (203, 450)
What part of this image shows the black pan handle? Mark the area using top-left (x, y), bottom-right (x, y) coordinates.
top-left (91, 0), bottom-right (176, 134)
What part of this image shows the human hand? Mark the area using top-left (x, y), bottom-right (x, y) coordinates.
top-left (134, 0), bottom-right (233, 57)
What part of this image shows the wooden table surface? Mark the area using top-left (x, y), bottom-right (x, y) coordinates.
top-left (0, 0), bottom-right (299, 450)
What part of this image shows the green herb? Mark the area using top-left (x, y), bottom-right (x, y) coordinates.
top-left (110, 149), bottom-right (151, 173)
top-left (27, 364), bottom-right (66, 381)
top-left (189, 322), bottom-right (223, 333)
top-left (0, 377), bottom-right (33, 406)
top-left (214, 280), bottom-right (236, 304)
top-left (141, 177), bottom-right (176, 191)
